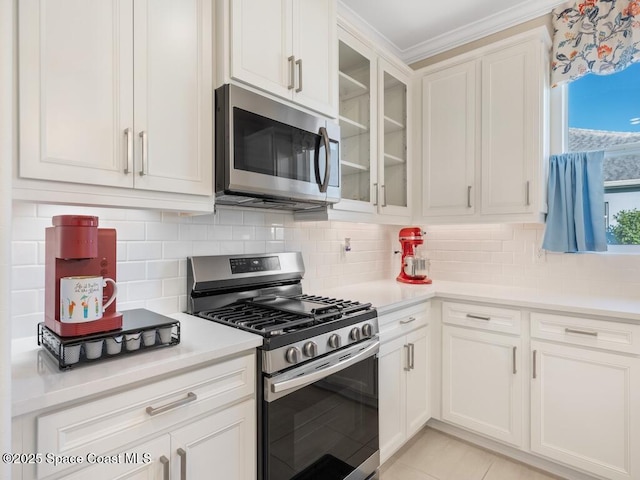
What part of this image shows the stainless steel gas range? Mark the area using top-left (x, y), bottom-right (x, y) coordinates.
top-left (187, 252), bottom-right (380, 480)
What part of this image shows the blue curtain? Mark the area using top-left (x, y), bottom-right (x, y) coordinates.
top-left (542, 151), bottom-right (607, 252)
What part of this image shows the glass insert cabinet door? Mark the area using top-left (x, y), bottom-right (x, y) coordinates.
top-left (338, 34), bottom-right (375, 205)
top-left (380, 66), bottom-right (408, 211)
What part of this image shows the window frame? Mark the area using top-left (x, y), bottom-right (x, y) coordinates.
top-left (551, 84), bottom-right (640, 253)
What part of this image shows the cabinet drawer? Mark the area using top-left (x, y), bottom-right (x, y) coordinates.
top-left (379, 303), bottom-right (429, 343)
top-left (442, 301), bottom-right (521, 334)
top-left (37, 353), bottom-right (255, 479)
top-left (531, 312), bottom-right (640, 355)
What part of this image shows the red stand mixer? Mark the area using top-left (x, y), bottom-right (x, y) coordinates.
top-left (45, 215), bottom-right (123, 337)
top-left (396, 227), bottom-right (432, 284)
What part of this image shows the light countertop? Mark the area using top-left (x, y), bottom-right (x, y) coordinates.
top-left (13, 279), bottom-right (640, 416)
top-left (11, 312), bottom-right (262, 417)
top-left (316, 279), bottom-right (640, 322)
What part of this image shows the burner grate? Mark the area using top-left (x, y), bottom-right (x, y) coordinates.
top-left (198, 294), bottom-right (372, 338)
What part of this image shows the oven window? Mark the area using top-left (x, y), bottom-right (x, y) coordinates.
top-left (264, 357), bottom-right (378, 480)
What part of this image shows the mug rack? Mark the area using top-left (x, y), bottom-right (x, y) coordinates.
top-left (38, 309), bottom-right (181, 370)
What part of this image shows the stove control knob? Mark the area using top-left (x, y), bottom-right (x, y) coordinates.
top-left (328, 334), bottom-right (341, 349)
top-left (285, 346), bottom-right (301, 364)
top-left (303, 341), bottom-right (318, 358)
top-left (350, 327), bottom-right (361, 342)
top-left (362, 323), bottom-right (373, 338)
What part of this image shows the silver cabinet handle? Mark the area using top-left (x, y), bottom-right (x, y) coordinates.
top-left (565, 328), bottom-right (598, 337)
top-left (177, 448), bottom-right (187, 480)
top-left (467, 185), bottom-right (472, 208)
top-left (124, 128), bottom-right (133, 174)
top-left (146, 392), bottom-right (197, 416)
top-left (400, 316), bottom-right (416, 325)
top-left (525, 180), bottom-right (531, 206)
top-left (373, 183), bottom-right (379, 206)
top-left (466, 313), bottom-right (490, 321)
top-left (316, 127), bottom-right (330, 193)
top-left (288, 55), bottom-right (295, 90)
top-left (139, 131), bottom-right (148, 176)
top-left (404, 344), bottom-right (411, 371)
top-left (381, 184), bottom-right (387, 207)
top-left (512, 346), bottom-right (517, 374)
top-left (295, 58), bottom-right (303, 92)
top-left (160, 456), bottom-right (169, 480)
top-left (532, 350), bottom-right (537, 379)
top-left (409, 343), bottom-right (415, 370)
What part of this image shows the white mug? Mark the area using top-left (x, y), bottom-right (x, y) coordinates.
top-left (59, 276), bottom-right (117, 323)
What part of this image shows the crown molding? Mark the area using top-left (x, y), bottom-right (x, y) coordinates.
top-left (339, 0), bottom-right (568, 66)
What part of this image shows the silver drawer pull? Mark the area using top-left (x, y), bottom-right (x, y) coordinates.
top-left (466, 314), bottom-right (491, 321)
top-left (400, 316), bottom-right (416, 324)
top-left (565, 328), bottom-right (598, 337)
top-left (177, 448), bottom-right (187, 480)
top-left (146, 392), bottom-right (197, 416)
top-left (160, 456), bottom-right (169, 480)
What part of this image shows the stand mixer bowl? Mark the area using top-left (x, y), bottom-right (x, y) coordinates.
top-left (403, 255), bottom-right (430, 278)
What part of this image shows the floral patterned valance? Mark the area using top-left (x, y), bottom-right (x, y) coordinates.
top-left (551, 0), bottom-right (640, 86)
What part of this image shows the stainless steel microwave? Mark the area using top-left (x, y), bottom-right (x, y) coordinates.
top-left (215, 84), bottom-right (340, 210)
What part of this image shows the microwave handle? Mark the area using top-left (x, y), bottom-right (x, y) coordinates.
top-left (316, 127), bottom-right (331, 193)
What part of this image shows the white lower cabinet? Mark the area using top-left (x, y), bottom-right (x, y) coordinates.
top-left (170, 399), bottom-right (255, 480)
top-left (379, 305), bottom-right (431, 463)
top-left (16, 353), bottom-right (256, 480)
top-left (442, 325), bottom-right (523, 447)
top-left (531, 340), bottom-right (640, 480)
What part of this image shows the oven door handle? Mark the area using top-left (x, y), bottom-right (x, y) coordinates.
top-left (269, 340), bottom-right (379, 397)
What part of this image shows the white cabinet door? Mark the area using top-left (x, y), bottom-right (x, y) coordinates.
top-left (292, 0), bottom-right (336, 117)
top-left (531, 341), bottom-right (640, 480)
top-left (171, 399), bottom-right (256, 480)
top-left (133, 0), bottom-right (213, 195)
top-left (379, 335), bottom-right (407, 463)
top-left (421, 61), bottom-right (476, 217)
top-left (379, 320), bottom-right (431, 464)
top-left (481, 41), bottom-right (537, 215)
top-left (18, 0), bottom-right (134, 189)
top-left (61, 436), bottom-right (171, 480)
top-left (230, 0), bottom-right (292, 100)
top-left (335, 29), bottom-right (377, 212)
top-left (379, 59), bottom-right (411, 218)
top-left (18, 0), bottom-right (213, 198)
top-left (442, 325), bottom-right (523, 447)
top-left (405, 326), bottom-right (430, 438)
top-left (229, 0), bottom-right (335, 116)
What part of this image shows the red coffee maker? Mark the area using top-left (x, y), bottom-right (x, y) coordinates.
top-left (396, 227), bottom-right (432, 284)
top-left (45, 215), bottom-right (123, 336)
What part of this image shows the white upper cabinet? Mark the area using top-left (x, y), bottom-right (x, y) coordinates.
top-left (421, 61), bottom-right (477, 217)
top-left (17, 0), bottom-right (213, 209)
top-left (133, 0), bottom-right (213, 196)
top-left (481, 41), bottom-right (541, 216)
top-left (328, 24), bottom-right (412, 225)
top-left (416, 28), bottom-right (550, 224)
top-left (227, 0), bottom-right (337, 117)
top-left (19, 0), bottom-right (135, 189)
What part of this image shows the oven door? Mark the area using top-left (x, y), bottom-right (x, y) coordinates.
top-left (262, 339), bottom-right (379, 480)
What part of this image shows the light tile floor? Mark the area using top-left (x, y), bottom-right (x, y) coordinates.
top-left (380, 428), bottom-right (564, 480)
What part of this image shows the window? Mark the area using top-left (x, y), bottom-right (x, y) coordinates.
top-left (563, 62), bottom-right (640, 248)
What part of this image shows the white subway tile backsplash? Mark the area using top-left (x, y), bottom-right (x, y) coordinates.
top-left (12, 265), bottom-right (45, 290)
top-left (127, 242), bottom-right (162, 261)
top-left (12, 242), bottom-right (38, 266)
top-left (13, 201), bottom-right (639, 340)
top-left (147, 260), bottom-right (179, 280)
top-left (146, 222), bottom-right (179, 241)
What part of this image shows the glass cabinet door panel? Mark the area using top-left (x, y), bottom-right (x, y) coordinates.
top-left (382, 71), bottom-right (407, 209)
top-left (339, 39), bottom-right (373, 203)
